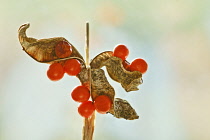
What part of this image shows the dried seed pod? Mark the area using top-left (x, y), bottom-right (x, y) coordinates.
top-left (104, 57), bottom-right (142, 92)
top-left (90, 51), bottom-right (142, 92)
top-left (90, 51), bottom-right (113, 69)
top-left (109, 98), bottom-right (139, 120)
top-left (18, 23), bottom-right (84, 64)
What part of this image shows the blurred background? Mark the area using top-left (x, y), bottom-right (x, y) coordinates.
top-left (1, 0), bottom-right (210, 140)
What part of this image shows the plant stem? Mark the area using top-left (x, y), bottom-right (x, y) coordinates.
top-left (82, 22), bottom-right (95, 140)
top-left (85, 22), bottom-right (90, 67)
top-left (82, 112), bottom-right (95, 140)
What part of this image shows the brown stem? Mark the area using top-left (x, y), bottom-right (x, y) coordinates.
top-left (85, 22), bottom-right (90, 67)
top-left (82, 22), bottom-right (95, 140)
top-left (82, 112), bottom-right (95, 140)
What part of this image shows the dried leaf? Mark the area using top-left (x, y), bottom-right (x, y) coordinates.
top-left (18, 23), bottom-right (84, 64)
top-left (109, 98), bottom-right (139, 120)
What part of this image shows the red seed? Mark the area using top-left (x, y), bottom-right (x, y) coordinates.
top-left (55, 41), bottom-right (72, 58)
top-left (130, 58), bottom-right (148, 74)
top-left (113, 44), bottom-right (129, 60)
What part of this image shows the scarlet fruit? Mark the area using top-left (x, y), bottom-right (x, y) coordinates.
top-left (55, 41), bottom-right (72, 58)
top-left (78, 101), bottom-right (95, 118)
top-left (130, 58), bottom-right (148, 74)
top-left (94, 95), bottom-right (112, 114)
top-left (113, 44), bottom-right (129, 60)
top-left (47, 63), bottom-right (64, 81)
top-left (64, 59), bottom-right (81, 76)
top-left (71, 86), bottom-right (90, 102)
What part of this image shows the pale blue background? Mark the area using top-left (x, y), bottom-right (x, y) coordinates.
top-left (1, 0), bottom-right (210, 140)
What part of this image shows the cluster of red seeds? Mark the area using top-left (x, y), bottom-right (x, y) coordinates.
top-left (113, 44), bottom-right (148, 74)
top-left (47, 58), bottom-right (81, 81)
top-left (46, 41), bottom-right (112, 118)
top-left (47, 41), bottom-right (81, 81)
top-left (46, 42), bottom-right (147, 118)
top-left (72, 86), bottom-right (112, 118)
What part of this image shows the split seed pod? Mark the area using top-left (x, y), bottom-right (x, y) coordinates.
top-left (18, 23), bottom-right (84, 65)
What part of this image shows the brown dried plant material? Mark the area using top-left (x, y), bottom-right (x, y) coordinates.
top-left (89, 51), bottom-right (142, 120)
top-left (104, 57), bottom-right (142, 92)
top-left (18, 23), bottom-right (84, 64)
top-left (109, 98), bottom-right (139, 120)
top-left (90, 52), bottom-right (142, 92)
top-left (83, 112), bottom-right (95, 140)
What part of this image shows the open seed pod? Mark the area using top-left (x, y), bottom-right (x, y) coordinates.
top-left (18, 23), bottom-right (84, 65)
top-left (90, 52), bottom-right (143, 92)
top-left (104, 56), bottom-right (142, 92)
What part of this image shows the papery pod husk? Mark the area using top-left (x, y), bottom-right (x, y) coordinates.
top-left (18, 23), bottom-right (84, 65)
top-left (104, 57), bottom-right (142, 92)
top-left (109, 98), bottom-right (139, 120)
top-left (90, 51), bottom-right (143, 92)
